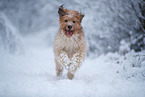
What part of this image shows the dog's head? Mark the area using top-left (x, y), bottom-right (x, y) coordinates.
top-left (58, 5), bottom-right (84, 37)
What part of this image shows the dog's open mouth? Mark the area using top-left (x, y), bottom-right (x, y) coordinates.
top-left (65, 29), bottom-right (73, 37)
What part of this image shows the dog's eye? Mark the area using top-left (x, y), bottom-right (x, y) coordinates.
top-left (73, 21), bottom-right (76, 23)
top-left (65, 20), bottom-right (68, 22)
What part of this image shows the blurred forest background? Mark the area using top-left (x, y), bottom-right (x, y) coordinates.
top-left (0, 0), bottom-right (145, 56)
top-left (0, 1), bottom-right (145, 96)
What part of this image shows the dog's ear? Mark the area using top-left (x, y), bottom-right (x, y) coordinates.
top-left (79, 13), bottom-right (85, 19)
top-left (58, 5), bottom-right (66, 17)
top-left (78, 13), bottom-right (85, 22)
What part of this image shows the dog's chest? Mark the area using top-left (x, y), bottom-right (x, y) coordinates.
top-left (63, 40), bottom-right (77, 58)
top-left (56, 33), bottom-right (81, 58)
top-left (63, 36), bottom-right (80, 52)
top-left (64, 38), bottom-right (78, 49)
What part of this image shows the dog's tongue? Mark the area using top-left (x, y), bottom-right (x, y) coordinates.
top-left (66, 30), bottom-right (73, 36)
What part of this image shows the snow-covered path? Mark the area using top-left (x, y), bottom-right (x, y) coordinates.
top-left (0, 31), bottom-right (145, 97)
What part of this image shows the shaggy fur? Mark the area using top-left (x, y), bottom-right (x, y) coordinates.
top-left (53, 5), bottom-right (87, 79)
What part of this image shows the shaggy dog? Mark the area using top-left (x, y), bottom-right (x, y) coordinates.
top-left (53, 5), bottom-right (87, 79)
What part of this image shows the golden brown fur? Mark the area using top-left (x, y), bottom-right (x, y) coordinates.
top-left (53, 5), bottom-right (87, 79)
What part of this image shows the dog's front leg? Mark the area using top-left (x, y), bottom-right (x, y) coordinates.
top-left (67, 52), bottom-right (85, 79)
top-left (58, 51), bottom-right (71, 70)
top-left (56, 51), bottom-right (70, 76)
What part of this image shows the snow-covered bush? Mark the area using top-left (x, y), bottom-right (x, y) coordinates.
top-left (119, 40), bottom-right (130, 55)
top-left (117, 51), bottom-right (145, 80)
top-left (129, 0), bottom-right (145, 51)
top-left (108, 0), bottom-right (145, 52)
top-left (86, 0), bottom-right (145, 56)
top-left (105, 51), bottom-right (145, 80)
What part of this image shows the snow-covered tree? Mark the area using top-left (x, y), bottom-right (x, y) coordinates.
top-left (0, 12), bottom-right (23, 54)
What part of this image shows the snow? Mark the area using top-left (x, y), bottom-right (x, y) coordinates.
top-left (0, 29), bottom-right (145, 97)
top-left (0, 0), bottom-right (145, 97)
top-left (119, 40), bottom-right (130, 55)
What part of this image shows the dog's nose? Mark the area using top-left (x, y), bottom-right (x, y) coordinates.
top-left (68, 25), bottom-right (72, 29)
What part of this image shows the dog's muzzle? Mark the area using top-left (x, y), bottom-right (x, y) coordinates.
top-left (65, 29), bottom-right (73, 37)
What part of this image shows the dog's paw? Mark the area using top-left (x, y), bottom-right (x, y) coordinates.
top-left (67, 72), bottom-right (74, 80)
top-left (56, 69), bottom-right (63, 77)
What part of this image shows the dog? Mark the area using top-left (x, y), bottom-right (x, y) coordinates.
top-left (53, 5), bottom-right (87, 79)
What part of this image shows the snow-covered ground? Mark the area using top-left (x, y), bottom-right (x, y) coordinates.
top-left (0, 29), bottom-right (145, 97)
top-left (0, 0), bottom-right (145, 97)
